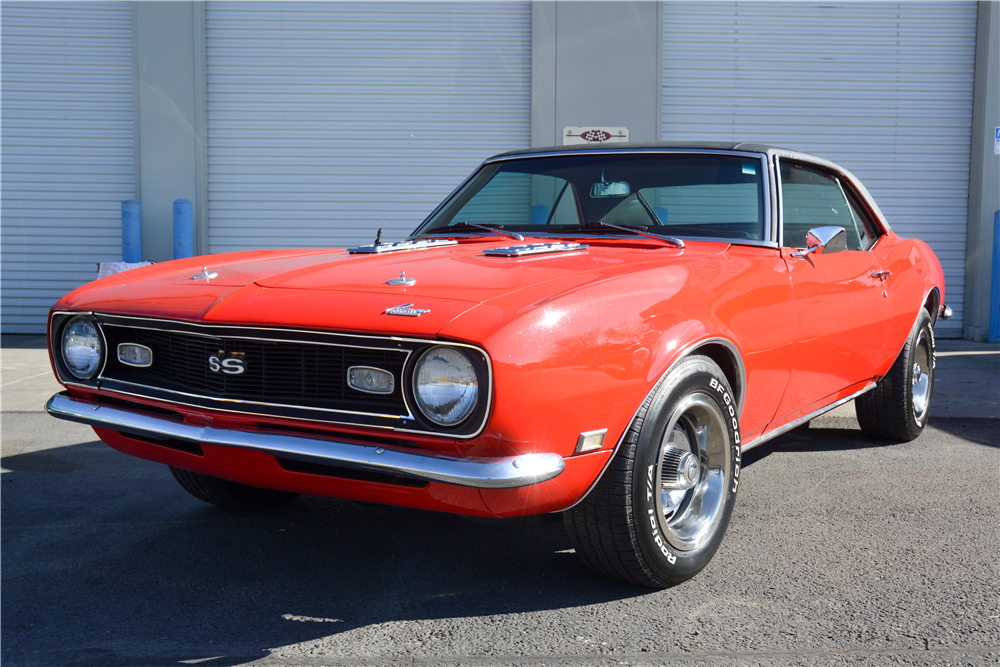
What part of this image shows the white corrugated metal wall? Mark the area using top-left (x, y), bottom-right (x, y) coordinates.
top-left (204, 2), bottom-right (531, 253)
top-left (1, 2), bottom-right (136, 334)
top-left (661, 1), bottom-right (978, 337)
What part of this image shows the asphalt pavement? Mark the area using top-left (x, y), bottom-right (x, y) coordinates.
top-left (2, 334), bottom-right (998, 667)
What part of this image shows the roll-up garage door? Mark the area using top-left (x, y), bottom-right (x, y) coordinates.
top-left (1, 2), bottom-right (136, 334)
top-left (661, 2), bottom-right (978, 337)
top-left (205, 2), bottom-right (530, 253)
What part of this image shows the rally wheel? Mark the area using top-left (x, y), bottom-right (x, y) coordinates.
top-left (563, 355), bottom-right (741, 588)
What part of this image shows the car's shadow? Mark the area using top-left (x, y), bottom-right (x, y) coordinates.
top-left (1, 439), bottom-right (647, 667)
top-left (926, 417), bottom-right (1000, 449)
top-left (4, 416), bottom-right (995, 666)
top-left (741, 415), bottom-right (1000, 470)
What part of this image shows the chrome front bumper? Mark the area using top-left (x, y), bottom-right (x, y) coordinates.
top-left (45, 393), bottom-right (565, 489)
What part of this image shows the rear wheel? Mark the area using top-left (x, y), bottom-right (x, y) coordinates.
top-left (563, 355), bottom-right (741, 588)
top-left (856, 309), bottom-right (935, 441)
top-left (169, 466), bottom-right (300, 510)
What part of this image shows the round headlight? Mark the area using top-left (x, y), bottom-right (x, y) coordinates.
top-left (412, 346), bottom-right (479, 426)
top-left (61, 316), bottom-right (103, 380)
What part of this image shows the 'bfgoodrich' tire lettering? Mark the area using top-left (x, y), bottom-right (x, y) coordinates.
top-left (564, 355), bottom-right (741, 588)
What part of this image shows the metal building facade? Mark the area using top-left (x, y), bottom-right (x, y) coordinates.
top-left (1, 2), bottom-right (136, 334)
top-left (659, 2), bottom-right (979, 338)
top-left (205, 2), bottom-right (531, 252)
top-left (0, 1), bottom-right (994, 338)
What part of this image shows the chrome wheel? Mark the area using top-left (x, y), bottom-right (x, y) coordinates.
top-left (563, 355), bottom-right (740, 588)
top-left (655, 393), bottom-right (732, 552)
top-left (911, 328), bottom-right (932, 425)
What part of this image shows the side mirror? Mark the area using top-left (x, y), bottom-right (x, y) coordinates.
top-left (792, 225), bottom-right (847, 257)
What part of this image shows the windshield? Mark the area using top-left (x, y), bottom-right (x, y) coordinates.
top-left (415, 153), bottom-right (766, 241)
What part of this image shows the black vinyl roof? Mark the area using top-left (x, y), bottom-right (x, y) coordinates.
top-left (491, 141), bottom-right (797, 159)
top-left (488, 141), bottom-right (849, 180)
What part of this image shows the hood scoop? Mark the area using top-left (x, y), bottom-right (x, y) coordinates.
top-left (482, 242), bottom-right (589, 257)
top-left (349, 238), bottom-right (457, 254)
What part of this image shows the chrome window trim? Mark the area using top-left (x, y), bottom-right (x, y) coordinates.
top-left (669, 236), bottom-right (779, 250)
top-left (474, 233), bottom-right (779, 250)
top-left (774, 156), bottom-right (785, 248)
top-left (483, 147), bottom-right (766, 163)
top-left (774, 154), bottom-right (890, 249)
top-left (415, 149), bottom-right (772, 245)
top-left (53, 312), bottom-right (494, 440)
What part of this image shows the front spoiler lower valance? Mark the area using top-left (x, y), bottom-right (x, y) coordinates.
top-left (45, 392), bottom-right (564, 489)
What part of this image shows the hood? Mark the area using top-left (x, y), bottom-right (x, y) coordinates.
top-left (62, 239), bottom-right (721, 336)
top-left (252, 240), bottom-right (659, 300)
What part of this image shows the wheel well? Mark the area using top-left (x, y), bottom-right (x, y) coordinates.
top-left (689, 342), bottom-right (744, 415)
top-left (923, 287), bottom-right (940, 323)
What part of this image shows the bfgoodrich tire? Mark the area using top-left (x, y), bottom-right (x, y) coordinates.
top-left (856, 308), bottom-right (935, 442)
top-left (563, 355), bottom-right (741, 588)
top-left (169, 466), bottom-right (300, 510)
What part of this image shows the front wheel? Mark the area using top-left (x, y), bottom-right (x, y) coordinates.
top-left (856, 308), bottom-right (935, 442)
top-left (563, 355), bottom-right (741, 588)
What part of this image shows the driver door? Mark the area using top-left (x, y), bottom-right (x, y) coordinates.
top-left (770, 160), bottom-right (890, 426)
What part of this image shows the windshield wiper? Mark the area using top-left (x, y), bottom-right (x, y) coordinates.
top-left (416, 222), bottom-right (524, 242)
top-left (550, 222), bottom-right (684, 249)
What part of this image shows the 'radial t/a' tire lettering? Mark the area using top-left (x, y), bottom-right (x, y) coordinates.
top-left (563, 355), bottom-right (741, 588)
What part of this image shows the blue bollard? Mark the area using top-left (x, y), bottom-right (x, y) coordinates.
top-left (121, 200), bottom-right (142, 262)
top-left (173, 199), bottom-right (194, 259)
top-left (989, 210), bottom-right (1000, 344)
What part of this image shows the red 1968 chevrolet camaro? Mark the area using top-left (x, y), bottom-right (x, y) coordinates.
top-left (46, 143), bottom-right (948, 587)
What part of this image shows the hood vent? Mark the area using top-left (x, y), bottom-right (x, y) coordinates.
top-left (483, 242), bottom-right (589, 258)
top-left (349, 239), bottom-right (457, 254)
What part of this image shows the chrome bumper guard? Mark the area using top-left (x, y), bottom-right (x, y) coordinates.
top-left (45, 393), bottom-right (565, 489)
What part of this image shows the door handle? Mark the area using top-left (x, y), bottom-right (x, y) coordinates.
top-left (871, 270), bottom-right (892, 281)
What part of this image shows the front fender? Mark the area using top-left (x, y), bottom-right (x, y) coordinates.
top-left (440, 246), bottom-right (796, 460)
top-left (876, 233), bottom-right (947, 376)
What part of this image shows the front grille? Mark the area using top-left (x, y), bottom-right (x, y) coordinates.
top-left (101, 325), bottom-right (409, 416)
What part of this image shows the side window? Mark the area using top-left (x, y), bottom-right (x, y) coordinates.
top-left (843, 186), bottom-right (883, 250)
top-left (780, 161), bottom-right (872, 251)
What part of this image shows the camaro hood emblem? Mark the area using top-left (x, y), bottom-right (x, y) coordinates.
top-left (384, 303), bottom-right (430, 317)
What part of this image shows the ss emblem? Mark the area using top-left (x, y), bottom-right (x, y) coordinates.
top-left (208, 351), bottom-right (247, 375)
